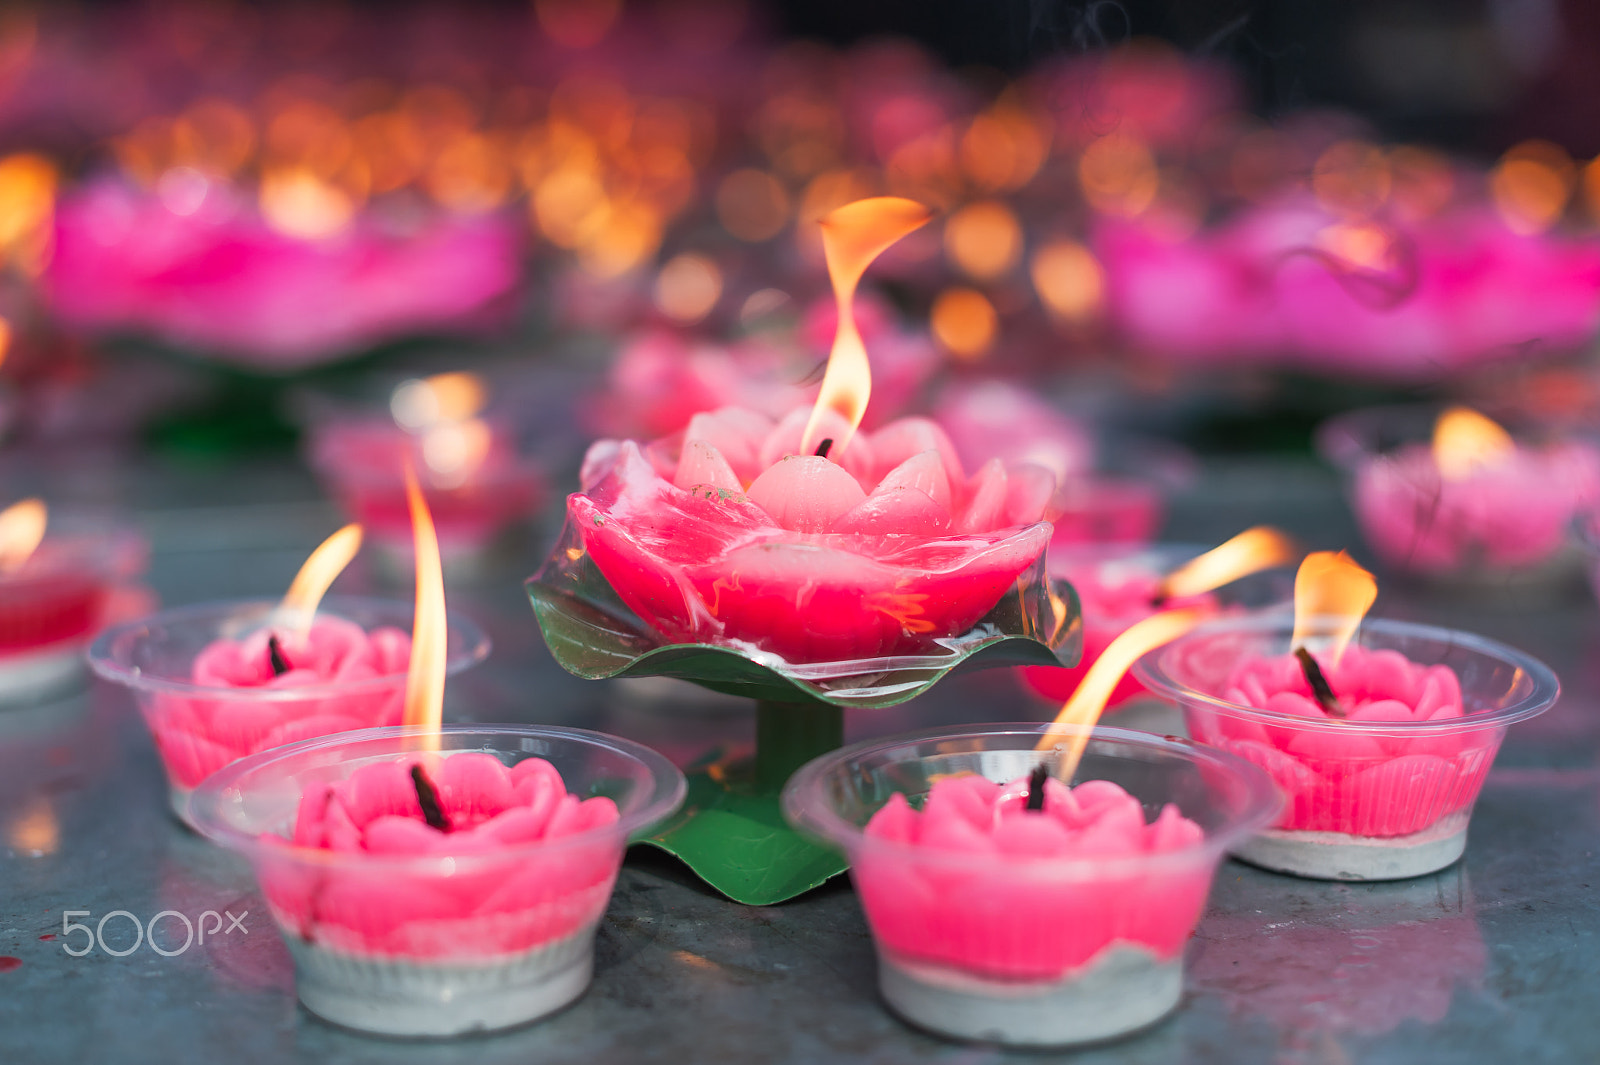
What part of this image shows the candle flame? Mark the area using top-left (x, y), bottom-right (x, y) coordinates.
top-left (1035, 607), bottom-right (1209, 779)
top-left (1290, 551), bottom-right (1377, 665)
top-left (800, 197), bottom-right (932, 457)
top-left (0, 498), bottom-right (46, 573)
top-left (1433, 407), bottom-right (1514, 481)
top-left (390, 372), bottom-right (488, 431)
top-left (401, 464), bottom-right (447, 747)
top-left (277, 524), bottom-right (363, 639)
top-left (1159, 527), bottom-right (1298, 600)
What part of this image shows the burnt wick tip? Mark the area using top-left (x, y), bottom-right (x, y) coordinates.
top-left (814, 438), bottom-right (834, 458)
top-left (410, 764), bottom-right (453, 832)
top-left (267, 635), bottom-right (290, 677)
top-left (1025, 763), bottom-right (1050, 811)
top-left (1294, 646), bottom-right (1345, 718)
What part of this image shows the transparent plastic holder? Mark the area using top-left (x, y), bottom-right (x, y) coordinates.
top-left (1136, 614), bottom-right (1559, 880)
top-left (782, 724), bottom-right (1280, 1047)
top-left (189, 723), bottom-right (687, 1037)
top-left (88, 596), bottom-right (490, 822)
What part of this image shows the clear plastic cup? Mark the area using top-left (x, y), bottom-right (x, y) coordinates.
top-left (87, 596), bottom-right (490, 820)
top-left (0, 511), bottom-right (145, 705)
top-left (1136, 614), bottom-right (1559, 880)
top-left (1317, 404), bottom-right (1598, 590)
top-left (189, 724), bottom-right (686, 1036)
top-left (782, 724), bottom-right (1280, 1047)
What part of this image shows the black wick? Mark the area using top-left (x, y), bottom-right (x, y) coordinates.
top-left (410, 765), bottom-right (453, 832)
top-left (1294, 647), bottom-right (1345, 718)
top-left (814, 438), bottom-right (834, 459)
top-left (267, 635), bottom-right (291, 677)
top-left (1025, 763), bottom-right (1050, 811)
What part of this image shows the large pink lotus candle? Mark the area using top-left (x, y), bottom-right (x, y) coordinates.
top-left (567, 198), bottom-right (1054, 664)
top-left (0, 499), bottom-right (145, 703)
top-left (190, 724), bottom-right (685, 1036)
top-left (1096, 198), bottom-right (1600, 380)
top-left (1020, 530), bottom-right (1295, 708)
top-left (306, 374), bottom-right (546, 562)
top-left (88, 525), bottom-right (490, 818)
top-left (1321, 405), bottom-right (1599, 583)
top-left (1137, 553), bottom-right (1560, 880)
top-left (783, 725), bottom-right (1280, 1047)
top-left (44, 177), bottom-right (521, 370)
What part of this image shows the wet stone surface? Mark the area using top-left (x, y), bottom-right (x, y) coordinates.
top-left (3, 455), bottom-right (1599, 1063)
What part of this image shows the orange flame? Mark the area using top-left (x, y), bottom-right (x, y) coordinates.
top-left (1290, 551), bottom-right (1377, 664)
top-left (278, 524), bottom-right (363, 638)
top-left (1159, 527), bottom-right (1298, 600)
top-left (800, 197), bottom-right (932, 457)
top-left (0, 498), bottom-right (45, 572)
top-left (1433, 407), bottom-right (1515, 481)
top-left (1035, 607), bottom-right (1209, 778)
top-left (402, 464), bottom-right (448, 746)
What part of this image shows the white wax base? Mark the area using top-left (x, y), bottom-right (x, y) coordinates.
top-left (878, 944), bottom-right (1181, 1047)
top-left (0, 645), bottom-right (85, 706)
top-left (285, 924), bottom-right (597, 1037)
top-left (1233, 817), bottom-right (1468, 881)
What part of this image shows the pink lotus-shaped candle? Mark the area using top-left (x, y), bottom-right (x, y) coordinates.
top-left (567, 197), bottom-right (1054, 665)
top-left (45, 176), bottom-right (521, 370)
top-left (1020, 532), bottom-right (1295, 708)
top-left (1097, 197), bottom-right (1600, 380)
top-left (189, 724), bottom-right (685, 1037)
top-left (783, 725), bottom-right (1280, 1046)
top-left (1138, 554), bottom-right (1559, 880)
top-left (1320, 405), bottom-right (1600, 584)
top-left (571, 405), bottom-right (1054, 663)
top-left (89, 526), bottom-right (489, 817)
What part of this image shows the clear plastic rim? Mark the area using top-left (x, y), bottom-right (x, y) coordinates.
top-left (1134, 613), bottom-right (1561, 735)
top-left (86, 595), bottom-right (491, 700)
top-left (781, 723), bottom-right (1283, 878)
top-left (188, 723), bottom-right (688, 869)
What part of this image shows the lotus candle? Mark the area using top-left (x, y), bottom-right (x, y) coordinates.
top-left (307, 373), bottom-right (546, 562)
top-left (88, 526), bottom-right (490, 819)
top-left (0, 499), bottom-right (145, 704)
top-left (1136, 553), bottom-right (1560, 879)
top-left (1319, 404), bottom-right (1599, 586)
top-left (568, 198), bottom-right (1055, 664)
top-left (783, 725), bottom-right (1279, 1046)
top-left (189, 723), bottom-right (685, 1036)
top-left (1021, 530), bottom-right (1296, 708)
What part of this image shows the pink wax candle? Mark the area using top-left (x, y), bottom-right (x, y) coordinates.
top-left (0, 501), bottom-right (147, 703)
top-left (784, 725), bottom-right (1280, 1046)
top-left (88, 597), bottom-right (490, 819)
top-left (1137, 614), bottom-right (1559, 880)
top-left (307, 415), bottom-right (545, 560)
top-left (189, 725), bottom-right (686, 1037)
top-left (568, 403), bottom-right (1054, 663)
top-left (1322, 406), bottom-right (1600, 582)
top-left (45, 176), bottom-right (521, 370)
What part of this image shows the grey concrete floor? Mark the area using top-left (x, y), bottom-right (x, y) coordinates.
top-left (3, 452), bottom-right (1598, 1064)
